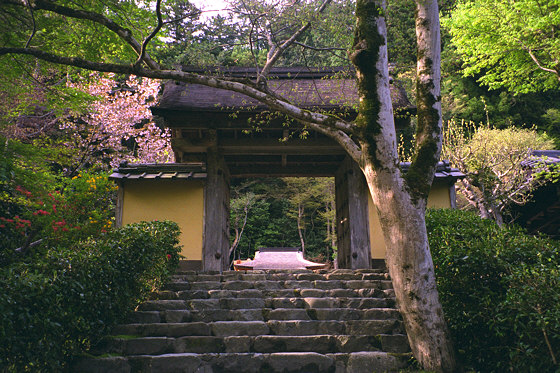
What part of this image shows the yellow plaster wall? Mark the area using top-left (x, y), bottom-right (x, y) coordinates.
top-left (121, 180), bottom-right (204, 260)
top-left (368, 181), bottom-right (453, 259)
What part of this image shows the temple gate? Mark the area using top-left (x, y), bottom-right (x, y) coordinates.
top-left (111, 67), bottom-right (463, 271)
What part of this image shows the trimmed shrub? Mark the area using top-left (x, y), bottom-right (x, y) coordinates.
top-left (0, 220), bottom-right (181, 372)
top-left (427, 208), bottom-right (560, 372)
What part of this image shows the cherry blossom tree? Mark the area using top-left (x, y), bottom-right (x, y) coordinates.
top-left (1, 72), bottom-right (172, 174)
top-left (62, 73), bottom-right (173, 173)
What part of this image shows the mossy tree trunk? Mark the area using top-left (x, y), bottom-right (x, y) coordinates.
top-left (349, 0), bottom-right (457, 371)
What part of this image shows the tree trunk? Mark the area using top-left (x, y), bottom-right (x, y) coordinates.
top-left (364, 165), bottom-right (456, 372)
top-left (350, 0), bottom-right (457, 371)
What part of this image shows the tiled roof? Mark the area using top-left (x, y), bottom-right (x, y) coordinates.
top-left (525, 150), bottom-right (560, 168)
top-left (153, 67), bottom-right (414, 114)
top-left (109, 161), bottom-right (464, 181)
top-left (109, 163), bottom-right (207, 180)
top-left (401, 161), bottom-right (465, 180)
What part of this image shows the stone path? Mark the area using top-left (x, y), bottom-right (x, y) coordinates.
top-left (73, 269), bottom-right (411, 372)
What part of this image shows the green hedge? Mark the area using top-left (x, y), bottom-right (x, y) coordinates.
top-left (427, 209), bottom-right (560, 372)
top-left (0, 220), bottom-right (181, 372)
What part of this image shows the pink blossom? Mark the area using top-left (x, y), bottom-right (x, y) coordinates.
top-left (64, 73), bottom-right (173, 168)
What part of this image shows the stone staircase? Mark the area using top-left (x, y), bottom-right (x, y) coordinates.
top-left (74, 269), bottom-right (411, 372)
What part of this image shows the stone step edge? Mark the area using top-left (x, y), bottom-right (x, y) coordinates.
top-left (175, 269), bottom-right (388, 275)
top-left (138, 297), bottom-right (395, 310)
top-left (94, 334), bottom-right (410, 356)
top-left (136, 305), bottom-right (401, 313)
top-left (73, 351), bottom-right (411, 373)
top-left (152, 289), bottom-right (396, 299)
top-left (127, 308), bottom-right (402, 324)
top-left (111, 320), bottom-right (404, 339)
top-left (113, 320), bottom-right (404, 330)
top-left (166, 279), bottom-right (393, 285)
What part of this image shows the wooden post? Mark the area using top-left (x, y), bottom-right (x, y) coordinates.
top-left (202, 136), bottom-right (230, 272)
top-left (449, 183), bottom-right (457, 209)
top-left (335, 157), bottom-right (371, 269)
top-left (115, 180), bottom-right (124, 228)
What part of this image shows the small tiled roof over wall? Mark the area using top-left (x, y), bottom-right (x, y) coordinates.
top-left (401, 161), bottom-right (464, 182)
top-left (109, 163), bottom-right (207, 180)
top-left (511, 150), bottom-right (560, 238)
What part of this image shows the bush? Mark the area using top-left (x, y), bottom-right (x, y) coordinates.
top-left (0, 220), bottom-right (181, 372)
top-left (427, 209), bottom-right (560, 372)
top-left (1, 170), bottom-right (117, 264)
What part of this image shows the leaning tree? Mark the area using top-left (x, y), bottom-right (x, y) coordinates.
top-left (0, 0), bottom-right (456, 370)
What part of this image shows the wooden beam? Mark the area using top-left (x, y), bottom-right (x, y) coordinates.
top-left (229, 164), bottom-right (340, 177)
top-left (154, 110), bottom-right (357, 130)
top-left (171, 136), bottom-right (215, 153)
top-left (172, 137), bottom-right (345, 155)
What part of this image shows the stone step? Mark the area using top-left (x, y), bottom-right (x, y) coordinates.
top-left (137, 297), bottom-right (395, 312)
top-left (127, 307), bottom-right (401, 324)
top-left (193, 308), bottom-right (401, 322)
top-left (113, 319), bottom-right (405, 338)
top-left (163, 279), bottom-right (393, 292)
top-left (102, 334), bottom-right (409, 355)
top-left (80, 269), bottom-right (411, 372)
top-left (172, 268), bottom-right (388, 280)
top-left (153, 287), bottom-right (394, 300)
top-left (73, 351), bottom-right (410, 373)
top-left (168, 272), bottom-right (391, 283)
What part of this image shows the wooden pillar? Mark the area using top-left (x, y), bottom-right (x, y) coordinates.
top-left (115, 180), bottom-right (124, 228)
top-left (202, 140), bottom-right (230, 272)
top-left (335, 157), bottom-right (371, 269)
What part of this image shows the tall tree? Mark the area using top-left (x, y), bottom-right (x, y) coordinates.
top-left (0, 0), bottom-right (456, 370)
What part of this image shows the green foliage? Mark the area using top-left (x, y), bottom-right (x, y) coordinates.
top-left (0, 220), bottom-right (181, 372)
top-left (385, 0), bottom-right (416, 68)
top-left (1, 167), bottom-right (117, 263)
top-left (0, 0), bottom-right (159, 119)
top-left (441, 50), bottom-right (560, 146)
top-left (229, 178), bottom-right (335, 263)
top-left (279, 0), bottom-right (355, 67)
top-left (157, 0), bottom-right (356, 68)
top-left (443, 0), bottom-right (560, 93)
top-left (0, 0), bottom-right (152, 63)
top-left (441, 121), bottom-right (556, 223)
top-left (536, 162), bottom-right (560, 184)
top-left (0, 136), bottom-right (122, 263)
top-left (427, 208), bottom-right (560, 372)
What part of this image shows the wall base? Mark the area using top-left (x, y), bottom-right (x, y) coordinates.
top-left (178, 260), bottom-right (203, 271)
